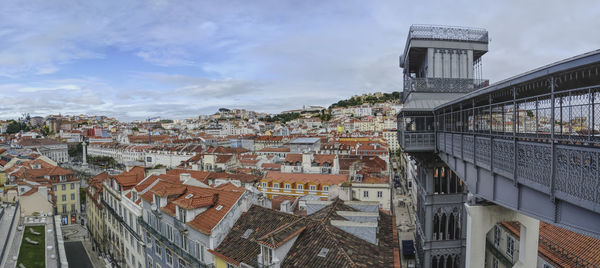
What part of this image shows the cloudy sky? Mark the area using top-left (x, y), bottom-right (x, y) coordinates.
top-left (0, 0), bottom-right (598, 121)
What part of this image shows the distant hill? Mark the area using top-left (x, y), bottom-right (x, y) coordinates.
top-left (329, 91), bottom-right (401, 109)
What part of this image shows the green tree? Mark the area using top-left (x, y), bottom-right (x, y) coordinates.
top-left (6, 120), bottom-right (29, 134)
top-left (68, 143), bottom-right (83, 158)
top-left (41, 125), bottom-right (50, 136)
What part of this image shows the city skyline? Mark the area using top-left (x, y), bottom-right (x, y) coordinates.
top-left (1, 0), bottom-right (599, 120)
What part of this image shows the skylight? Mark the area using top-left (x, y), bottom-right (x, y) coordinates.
top-left (241, 229), bottom-right (253, 239)
top-left (317, 248), bottom-right (329, 258)
top-left (185, 193), bottom-right (194, 199)
top-left (216, 205), bottom-right (223, 210)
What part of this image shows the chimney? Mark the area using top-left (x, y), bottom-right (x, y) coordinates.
top-left (302, 152), bottom-right (312, 168)
top-left (180, 173), bottom-right (191, 182)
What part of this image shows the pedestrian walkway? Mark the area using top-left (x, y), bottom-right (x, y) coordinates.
top-left (393, 186), bottom-right (416, 268)
top-left (62, 224), bottom-right (106, 268)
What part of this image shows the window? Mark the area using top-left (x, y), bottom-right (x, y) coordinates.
top-left (71, 204), bottom-right (76, 212)
top-left (178, 207), bottom-right (186, 222)
top-left (506, 235), bottom-right (515, 258)
top-left (196, 242), bottom-right (205, 262)
top-left (154, 239), bottom-right (162, 257)
top-left (182, 235), bottom-right (188, 251)
top-left (323, 186), bottom-right (329, 192)
top-left (227, 263), bottom-right (236, 268)
top-left (62, 195), bottom-right (66, 201)
top-left (262, 246), bottom-right (273, 265)
top-left (166, 224), bottom-right (173, 241)
top-left (165, 249), bottom-right (173, 266)
top-left (178, 259), bottom-right (186, 268)
top-left (70, 183), bottom-right (75, 189)
top-left (542, 264), bottom-right (553, 268)
top-left (377, 191), bottom-right (383, 198)
top-left (147, 256), bottom-right (153, 268)
top-left (61, 184), bottom-right (66, 190)
top-left (285, 184), bottom-right (290, 189)
top-left (62, 204), bottom-right (67, 212)
top-left (492, 256), bottom-right (498, 268)
top-left (262, 182), bottom-right (267, 188)
top-left (363, 191), bottom-right (369, 198)
top-left (310, 185), bottom-right (316, 191)
top-left (493, 225), bottom-right (500, 247)
top-left (297, 184), bottom-right (303, 190)
top-left (273, 183), bottom-right (279, 189)
top-left (71, 193), bottom-right (75, 200)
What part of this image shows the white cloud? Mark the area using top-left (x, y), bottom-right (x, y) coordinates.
top-left (0, 0), bottom-right (598, 120)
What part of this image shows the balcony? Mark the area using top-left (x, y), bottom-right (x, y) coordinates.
top-left (404, 77), bottom-right (489, 93)
top-left (400, 132), bottom-right (436, 152)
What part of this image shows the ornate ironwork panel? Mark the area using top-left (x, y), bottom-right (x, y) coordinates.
top-left (463, 135), bottom-right (474, 162)
top-left (453, 134), bottom-right (462, 157)
top-left (438, 132), bottom-right (445, 151)
top-left (475, 137), bottom-right (491, 167)
top-left (555, 146), bottom-right (599, 204)
top-left (405, 77), bottom-right (490, 93)
top-left (492, 138), bottom-right (514, 176)
top-left (409, 24), bottom-right (489, 43)
top-left (516, 142), bottom-right (551, 187)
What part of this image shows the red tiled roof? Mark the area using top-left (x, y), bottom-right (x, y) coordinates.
top-left (500, 221), bottom-right (600, 267)
top-left (284, 154), bottom-right (302, 164)
top-left (258, 147), bottom-right (290, 152)
top-left (264, 171), bottom-right (348, 185)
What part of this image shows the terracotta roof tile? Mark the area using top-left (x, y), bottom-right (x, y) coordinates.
top-left (264, 171), bottom-right (348, 186)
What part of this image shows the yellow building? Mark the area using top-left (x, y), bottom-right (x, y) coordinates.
top-left (51, 169), bottom-right (81, 224)
top-left (86, 172), bottom-right (108, 253)
top-left (259, 171), bottom-right (348, 199)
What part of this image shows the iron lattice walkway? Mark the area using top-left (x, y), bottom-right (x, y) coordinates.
top-left (428, 50), bottom-right (600, 238)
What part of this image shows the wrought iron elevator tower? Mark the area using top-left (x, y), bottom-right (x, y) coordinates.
top-left (398, 25), bottom-right (490, 268)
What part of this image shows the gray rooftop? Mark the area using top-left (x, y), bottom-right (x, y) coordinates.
top-left (401, 92), bottom-right (464, 112)
top-left (291, 137), bottom-right (321, 144)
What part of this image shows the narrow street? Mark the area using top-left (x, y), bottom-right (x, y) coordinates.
top-left (61, 224), bottom-right (106, 268)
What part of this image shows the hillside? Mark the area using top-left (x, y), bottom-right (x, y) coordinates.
top-left (329, 91), bottom-right (401, 109)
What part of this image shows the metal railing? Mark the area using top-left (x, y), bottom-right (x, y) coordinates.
top-left (404, 77), bottom-right (489, 93)
top-left (401, 132), bottom-right (436, 151)
top-left (409, 24), bottom-right (489, 43)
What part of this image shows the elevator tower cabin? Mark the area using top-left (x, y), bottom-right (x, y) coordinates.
top-left (398, 25), bottom-right (489, 268)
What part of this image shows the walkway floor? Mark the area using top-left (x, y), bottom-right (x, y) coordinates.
top-left (65, 241), bottom-right (94, 268)
top-left (393, 185), bottom-right (417, 268)
top-left (62, 224), bottom-right (106, 268)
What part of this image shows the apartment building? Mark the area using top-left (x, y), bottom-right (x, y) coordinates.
top-left (86, 172), bottom-right (108, 255)
top-left (259, 171), bottom-right (348, 199)
top-left (280, 153), bottom-right (339, 174)
top-left (139, 180), bottom-right (255, 268)
top-left (17, 137), bottom-right (69, 163)
top-left (102, 166), bottom-right (146, 267)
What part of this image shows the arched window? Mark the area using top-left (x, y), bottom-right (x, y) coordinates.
top-left (433, 214), bottom-right (440, 240)
top-left (431, 256), bottom-right (439, 268)
top-left (440, 213), bottom-right (447, 240)
top-left (446, 255), bottom-right (454, 268)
